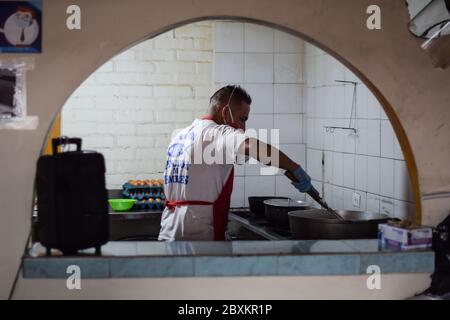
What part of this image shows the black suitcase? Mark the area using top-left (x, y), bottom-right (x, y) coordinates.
top-left (36, 137), bottom-right (109, 256)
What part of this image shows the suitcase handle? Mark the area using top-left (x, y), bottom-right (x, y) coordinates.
top-left (52, 137), bottom-right (82, 154)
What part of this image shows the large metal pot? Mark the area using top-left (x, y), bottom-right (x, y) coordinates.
top-left (288, 209), bottom-right (394, 240)
top-left (264, 199), bottom-right (310, 227)
top-left (248, 196), bottom-right (289, 217)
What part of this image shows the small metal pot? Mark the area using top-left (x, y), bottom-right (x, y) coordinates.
top-left (248, 196), bottom-right (289, 217)
top-left (264, 199), bottom-right (310, 227)
top-left (288, 209), bottom-right (394, 240)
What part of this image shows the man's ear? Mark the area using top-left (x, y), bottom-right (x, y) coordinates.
top-left (221, 105), bottom-right (229, 120)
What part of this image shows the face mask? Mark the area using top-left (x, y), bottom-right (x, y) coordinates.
top-left (225, 105), bottom-right (239, 129)
top-left (15, 14), bottom-right (31, 28)
top-left (224, 87), bottom-right (239, 129)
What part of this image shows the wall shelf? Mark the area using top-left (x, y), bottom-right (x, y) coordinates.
top-left (323, 126), bottom-right (358, 134)
top-left (323, 80), bottom-right (359, 136)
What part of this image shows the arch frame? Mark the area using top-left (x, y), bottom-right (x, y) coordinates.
top-left (43, 15), bottom-right (422, 223)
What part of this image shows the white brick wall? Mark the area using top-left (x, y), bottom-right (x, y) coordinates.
top-left (61, 22), bottom-right (214, 189)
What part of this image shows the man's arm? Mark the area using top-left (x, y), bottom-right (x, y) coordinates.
top-left (238, 138), bottom-right (298, 171)
top-left (238, 138), bottom-right (312, 193)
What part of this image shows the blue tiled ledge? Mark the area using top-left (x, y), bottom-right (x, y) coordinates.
top-left (22, 240), bottom-right (435, 278)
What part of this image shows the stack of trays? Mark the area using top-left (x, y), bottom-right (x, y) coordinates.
top-left (122, 179), bottom-right (165, 210)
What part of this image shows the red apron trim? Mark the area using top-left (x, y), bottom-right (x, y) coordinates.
top-left (165, 199), bottom-right (212, 211)
top-left (164, 167), bottom-right (235, 241)
top-left (212, 167), bottom-right (234, 240)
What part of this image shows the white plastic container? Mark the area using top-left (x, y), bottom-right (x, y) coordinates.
top-left (378, 223), bottom-right (433, 250)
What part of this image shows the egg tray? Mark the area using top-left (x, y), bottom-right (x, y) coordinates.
top-left (122, 183), bottom-right (163, 193)
top-left (134, 199), bottom-right (165, 210)
top-left (123, 190), bottom-right (166, 200)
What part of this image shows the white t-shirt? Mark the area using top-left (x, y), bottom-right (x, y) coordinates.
top-left (158, 119), bottom-right (248, 241)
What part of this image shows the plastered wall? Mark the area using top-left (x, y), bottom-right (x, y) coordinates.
top-left (1, 0), bottom-right (449, 299)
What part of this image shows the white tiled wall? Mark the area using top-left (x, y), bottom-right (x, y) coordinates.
top-left (303, 43), bottom-right (414, 219)
top-left (214, 21), bottom-right (306, 208)
top-left (215, 21), bottom-right (413, 217)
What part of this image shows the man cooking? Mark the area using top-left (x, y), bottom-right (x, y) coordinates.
top-left (158, 85), bottom-right (313, 241)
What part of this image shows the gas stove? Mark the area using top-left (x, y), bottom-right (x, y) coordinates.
top-left (228, 208), bottom-right (292, 240)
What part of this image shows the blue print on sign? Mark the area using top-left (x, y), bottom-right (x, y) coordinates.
top-left (165, 130), bottom-right (194, 185)
top-left (167, 143), bottom-right (185, 157)
top-left (164, 159), bottom-right (190, 185)
top-left (165, 159), bottom-right (190, 170)
top-left (164, 175), bottom-right (189, 184)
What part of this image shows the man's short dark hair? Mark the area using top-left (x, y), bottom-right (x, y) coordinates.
top-left (209, 85), bottom-right (252, 111)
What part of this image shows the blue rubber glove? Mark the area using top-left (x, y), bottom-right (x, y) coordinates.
top-left (291, 166), bottom-right (312, 193)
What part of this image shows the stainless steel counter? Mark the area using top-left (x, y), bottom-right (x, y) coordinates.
top-left (228, 213), bottom-right (289, 240)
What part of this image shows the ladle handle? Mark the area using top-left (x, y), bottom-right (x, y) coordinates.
top-left (284, 171), bottom-right (321, 200)
top-left (284, 170), bottom-right (344, 220)
top-left (284, 170), bottom-right (298, 184)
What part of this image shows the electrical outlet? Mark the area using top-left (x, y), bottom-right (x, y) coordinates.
top-left (352, 192), bottom-right (361, 208)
